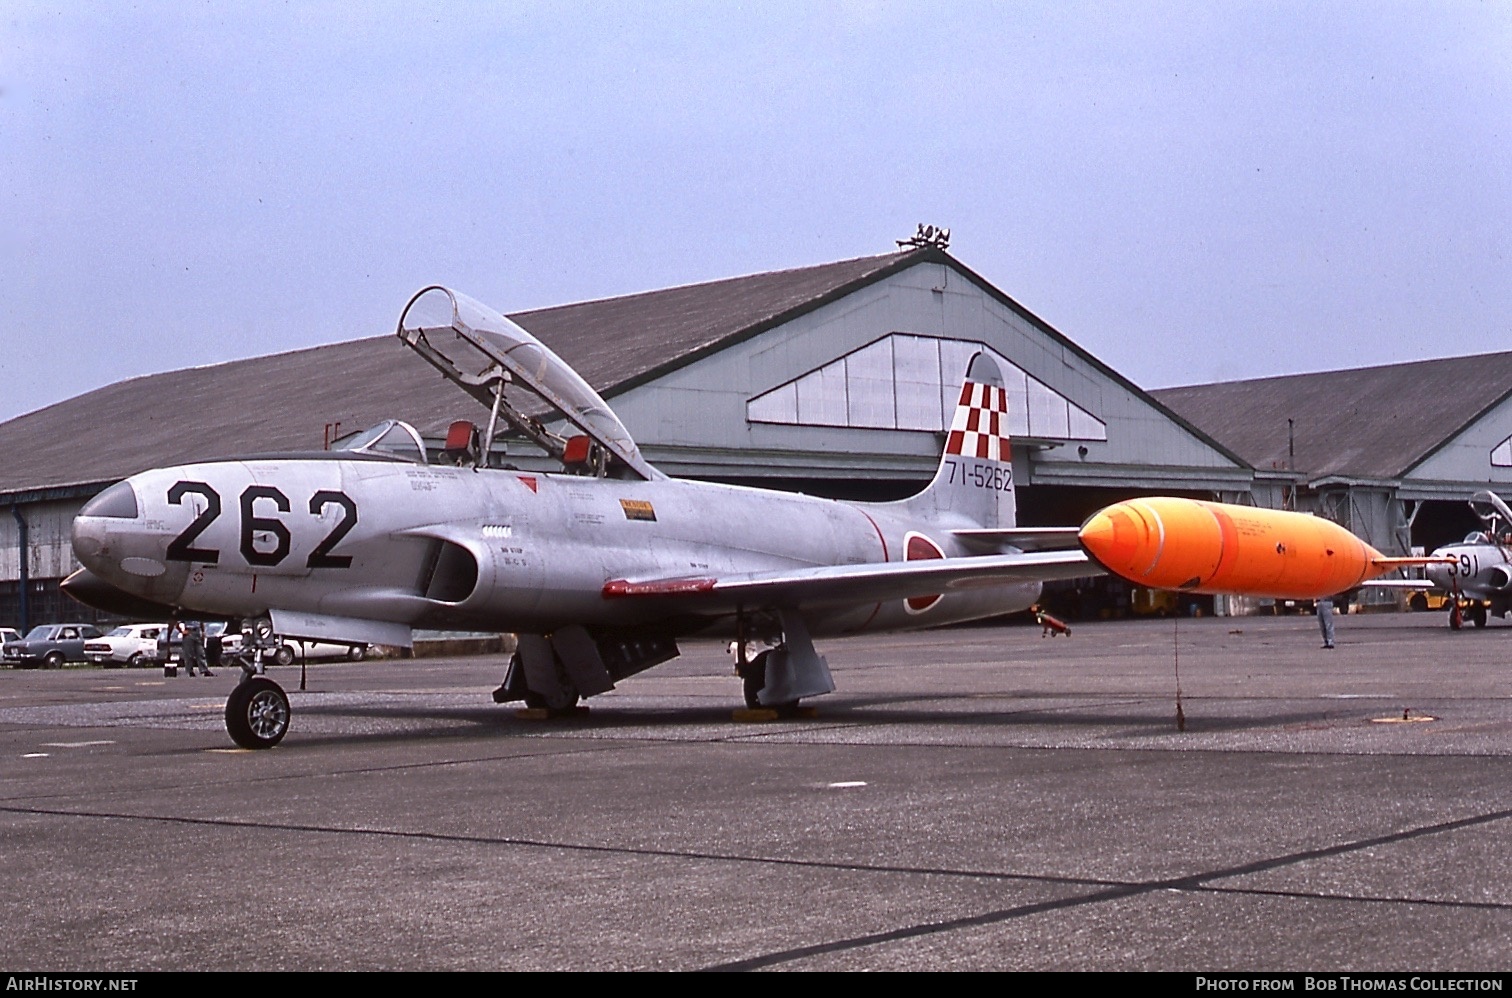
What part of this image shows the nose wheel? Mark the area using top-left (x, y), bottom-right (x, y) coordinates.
top-left (225, 676), bottom-right (291, 749)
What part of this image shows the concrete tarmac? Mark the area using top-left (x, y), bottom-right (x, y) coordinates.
top-left (1, 612), bottom-right (1509, 972)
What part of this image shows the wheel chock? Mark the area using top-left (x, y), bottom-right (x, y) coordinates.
top-left (732, 705), bottom-right (819, 722)
top-left (514, 705), bottom-right (591, 720)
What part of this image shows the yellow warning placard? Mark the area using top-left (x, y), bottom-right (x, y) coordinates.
top-left (619, 499), bottom-right (657, 522)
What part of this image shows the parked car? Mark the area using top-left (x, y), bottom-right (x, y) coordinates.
top-left (84, 623), bottom-right (175, 668)
top-left (205, 622), bottom-right (241, 655)
top-left (0, 628), bottom-right (20, 647)
top-left (4, 624), bottom-right (106, 668)
top-left (195, 624), bottom-right (362, 667)
top-left (266, 637), bottom-right (366, 666)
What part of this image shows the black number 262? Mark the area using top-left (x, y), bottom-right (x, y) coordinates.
top-left (166, 482), bottom-right (357, 569)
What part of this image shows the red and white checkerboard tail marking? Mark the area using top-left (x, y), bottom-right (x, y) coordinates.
top-left (899, 354), bottom-right (1017, 530)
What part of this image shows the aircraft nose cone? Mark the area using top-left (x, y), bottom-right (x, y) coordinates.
top-left (71, 513), bottom-right (109, 564)
top-left (72, 477), bottom-right (189, 602)
top-left (1080, 506), bottom-right (1141, 573)
top-left (73, 481), bottom-right (141, 567)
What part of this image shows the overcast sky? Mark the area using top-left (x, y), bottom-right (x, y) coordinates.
top-left (4, 1), bottom-right (1509, 424)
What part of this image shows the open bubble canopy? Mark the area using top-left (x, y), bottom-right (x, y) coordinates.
top-left (398, 286), bottom-right (660, 480)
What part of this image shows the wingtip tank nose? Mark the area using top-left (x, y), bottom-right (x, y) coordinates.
top-left (1080, 496), bottom-right (1217, 591)
top-left (1078, 502), bottom-right (1146, 576)
top-left (1077, 508), bottom-right (1119, 566)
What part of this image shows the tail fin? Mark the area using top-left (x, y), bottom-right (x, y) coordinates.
top-left (895, 352), bottom-right (1017, 529)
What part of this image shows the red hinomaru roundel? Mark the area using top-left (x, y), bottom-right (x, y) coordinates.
top-left (904, 531), bottom-right (945, 613)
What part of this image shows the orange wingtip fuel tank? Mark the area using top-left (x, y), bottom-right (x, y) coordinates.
top-left (1079, 497), bottom-right (1403, 600)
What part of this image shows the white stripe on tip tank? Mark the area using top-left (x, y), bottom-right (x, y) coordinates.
top-left (1132, 500), bottom-right (1165, 577)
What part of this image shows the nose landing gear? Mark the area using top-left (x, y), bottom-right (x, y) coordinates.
top-left (222, 615), bottom-right (291, 749)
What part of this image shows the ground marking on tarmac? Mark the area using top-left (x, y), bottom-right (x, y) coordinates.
top-left (827, 781), bottom-right (868, 789)
top-left (22, 753), bottom-right (49, 758)
top-left (136, 681), bottom-right (167, 687)
top-left (42, 740), bottom-right (115, 748)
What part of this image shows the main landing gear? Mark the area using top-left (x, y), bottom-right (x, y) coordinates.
top-left (736, 648), bottom-right (771, 710)
top-left (731, 608), bottom-right (835, 719)
top-left (1448, 598), bottom-right (1489, 630)
top-left (491, 626), bottom-right (681, 716)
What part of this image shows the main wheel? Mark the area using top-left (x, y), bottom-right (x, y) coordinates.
top-left (740, 650), bottom-right (770, 709)
top-left (1450, 603), bottom-right (1464, 630)
top-left (520, 689), bottom-right (580, 711)
top-left (225, 677), bottom-right (290, 749)
top-left (1472, 604), bottom-right (1489, 629)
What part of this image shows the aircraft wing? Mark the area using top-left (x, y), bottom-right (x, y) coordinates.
top-left (603, 550), bottom-right (1102, 612)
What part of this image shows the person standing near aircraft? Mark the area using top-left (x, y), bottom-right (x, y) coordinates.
top-left (1316, 594), bottom-right (1336, 649)
top-left (178, 619), bottom-right (212, 677)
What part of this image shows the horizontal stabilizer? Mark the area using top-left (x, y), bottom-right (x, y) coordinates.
top-left (1370, 556), bottom-right (1456, 570)
top-left (951, 527), bottom-right (1083, 552)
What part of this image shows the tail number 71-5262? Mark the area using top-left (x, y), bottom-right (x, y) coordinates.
top-left (943, 458), bottom-right (1012, 492)
top-left (166, 482), bottom-right (357, 569)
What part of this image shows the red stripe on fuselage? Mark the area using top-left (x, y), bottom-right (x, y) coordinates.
top-left (854, 509), bottom-right (889, 631)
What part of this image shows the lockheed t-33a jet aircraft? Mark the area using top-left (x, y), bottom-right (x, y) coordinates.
top-left (1367, 490), bottom-right (1512, 629)
top-left (67, 287), bottom-right (1105, 749)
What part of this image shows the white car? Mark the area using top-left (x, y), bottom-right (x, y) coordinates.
top-left (0, 628), bottom-right (19, 647)
top-left (204, 622), bottom-right (242, 655)
top-left (84, 623), bottom-right (173, 668)
top-left (267, 637), bottom-right (367, 666)
top-left (202, 624), bottom-right (364, 666)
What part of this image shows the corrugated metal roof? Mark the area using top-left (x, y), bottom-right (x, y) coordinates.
top-left (1153, 351), bottom-right (1512, 482)
top-left (0, 251), bottom-right (916, 497)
